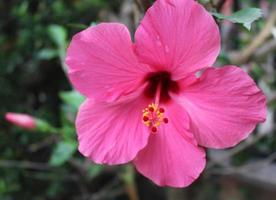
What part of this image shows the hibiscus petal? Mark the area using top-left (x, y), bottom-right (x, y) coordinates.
top-left (134, 0), bottom-right (220, 79)
top-left (76, 94), bottom-right (151, 165)
top-left (134, 103), bottom-right (206, 187)
top-left (66, 23), bottom-right (150, 101)
top-left (173, 66), bottom-right (266, 148)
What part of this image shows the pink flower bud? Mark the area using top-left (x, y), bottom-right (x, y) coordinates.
top-left (5, 112), bottom-right (36, 130)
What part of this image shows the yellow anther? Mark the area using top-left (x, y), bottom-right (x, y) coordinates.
top-left (142, 103), bottom-right (168, 133)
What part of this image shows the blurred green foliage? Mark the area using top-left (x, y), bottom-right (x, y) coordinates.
top-left (0, 0), bottom-right (121, 199)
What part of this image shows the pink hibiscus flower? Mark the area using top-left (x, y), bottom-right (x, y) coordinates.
top-left (65, 0), bottom-right (266, 187)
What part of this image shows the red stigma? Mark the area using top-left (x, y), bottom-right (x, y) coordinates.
top-left (149, 107), bottom-right (154, 112)
top-left (159, 107), bottom-right (165, 113)
top-left (151, 126), bottom-right (157, 133)
top-left (163, 118), bottom-right (169, 123)
top-left (143, 116), bottom-right (149, 122)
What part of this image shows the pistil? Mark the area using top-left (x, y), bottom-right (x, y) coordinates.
top-left (142, 82), bottom-right (169, 134)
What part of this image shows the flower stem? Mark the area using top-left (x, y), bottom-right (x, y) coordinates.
top-left (121, 165), bottom-right (139, 200)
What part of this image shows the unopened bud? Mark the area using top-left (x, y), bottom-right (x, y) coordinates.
top-left (5, 112), bottom-right (36, 130)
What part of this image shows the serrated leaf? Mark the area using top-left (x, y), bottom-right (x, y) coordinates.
top-left (212, 8), bottom-right (262, 30)
top-left (59, 90), bottom-right (85, 110)
top-left (49, 141), bottom-right (77, 166)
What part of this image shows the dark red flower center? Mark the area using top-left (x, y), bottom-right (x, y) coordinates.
top-left (142, 71), bottom-right (179, 134)
top-left (143, 71), bottom-right (179, 103)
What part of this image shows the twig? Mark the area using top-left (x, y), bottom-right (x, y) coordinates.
top-left (262, 151), bottom-right (276, 165)
top-left (207, 132), bottom-right (272, 170)
top-left (209, 0), bottom-right (216, 9)
top-left (68, 159), bottom-right (93, 179)
top-left (132, 3), bottom-right (141, 27)
top-left (134, 0), bottom-right (152, 12)
top-left (207, 151), bottom-right (276, 189)
top-left (88, 177), bottom-right (122, 200)
top-left (23, 170), bottom-right (79, 181)
top-left (90, 188), bottom-right (124, 200)
top-left (125, 181), bottom-right (139, 200)
top-left (28, 135), bottom-right (58, 152)
top-left (216, 0), bottom-right (227, 11)
top-left (0, 160), bottom-right (51, 170)
top-left (254, 39), bottom-right (276, 60)
top-left (121, 165), bottom-right (139, 200)
top-left (229, 10), bottom-right (276, 65)
top-left (134, 0), bottom-right (145, 12)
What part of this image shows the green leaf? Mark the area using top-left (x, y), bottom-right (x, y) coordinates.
top-left (268, 99), bottom-right (276, 109)
top-left (59, 90), bottom-right (85, 110)
top-left (48, 25), bottom-right (67, 48)
top-left (36, 119), bottom-right (59, 134)
top-left (49, 141), bottom-right (77, 166)
top-left (67, 23), bottom-right (88, 30)
top-left (212, 8), bottom-right (262, 30)
top-left (37, 49), bottom-right (58, 60)
top-left (251, 65), bottom-right (265, 78)
top-left (87, 165), bottom-right (104, 179)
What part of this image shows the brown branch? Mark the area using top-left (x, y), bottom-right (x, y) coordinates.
top-left (0, 160), bottom-right (51, 170)
top-left (88, 178), bottom-right (122, 200)
top-left (122, 165), bottom-right (139, 200)
top-left (134, 0), bottom-right (152, 12)
top-left (207, 151), bottom-right (276, 189)
top-left (209, 0), bottom-right (216, 9)
top-left (28, 135), bottom-right (58, 152)
top-left (134, 0), bottom-right (144, 12)
top-left (254, 39), bottom-right (276, 60)
top-left (206, 131), bottom-right (272, 170)
top-left (125, 182), bottom-right (139, 200)
top-left (132, 3), bottom-right (141, 27)
top-left (216, 0), bottom-right (227, 11)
